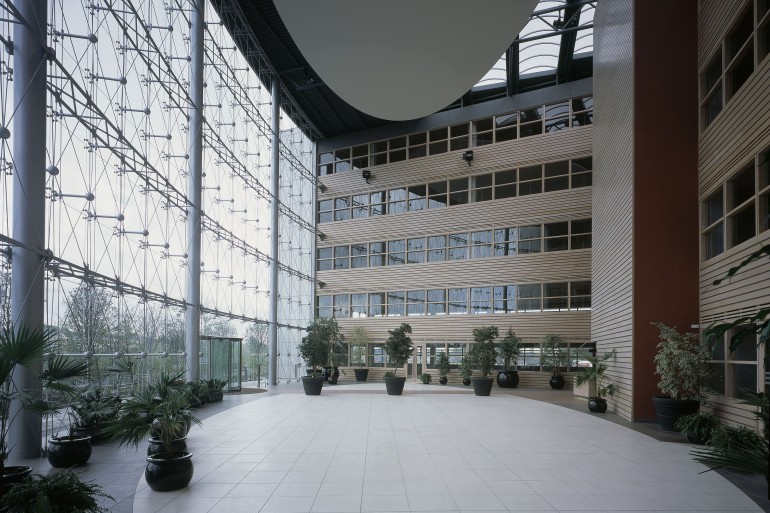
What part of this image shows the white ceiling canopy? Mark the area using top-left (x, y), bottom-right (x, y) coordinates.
top-left (274, 0), bottom-right (539, 121)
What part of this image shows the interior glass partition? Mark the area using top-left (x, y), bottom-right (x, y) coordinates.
top-left (200, 336), bottom-right (243, 392)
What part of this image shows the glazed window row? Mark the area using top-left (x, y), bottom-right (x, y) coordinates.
top-left (701, 0), bottom-right (770, 128)
top-left (317, 219), bottom-right (591, 271)
top-left (318, 157), bottom-right (592, 224)
top-left (317, 96), bottom-right (593, 176)
top-left (317, 281), bottom-right (592, 319)
top-left (702, 145), bottom-right (770, 260)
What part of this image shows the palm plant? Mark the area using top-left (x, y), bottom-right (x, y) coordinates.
top-left (573, 349), bottom-right (618, 399)
top-left (0, 324), bottom-right (55, 474)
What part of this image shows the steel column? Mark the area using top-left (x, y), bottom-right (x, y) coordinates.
top-left (9, 0), bottom-right (48, 461)
top-left (268, 79), bottom-right (280, 386)
top-left (184, 0), bottom-right (205, 382)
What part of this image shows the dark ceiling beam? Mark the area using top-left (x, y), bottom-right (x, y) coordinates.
top-left (556, 0), bottom-right (582, 83)
top-left (506, 37), bottom-right (520, 97)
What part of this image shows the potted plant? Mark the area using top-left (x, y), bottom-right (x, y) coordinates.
top-left (206, 378), bottom-right (227, 402)
top-left (104, 374), bottom-right (201, 492)
top-left (573, 349), bottom-right (618, 413)
top-left (69, 387), bottom-right (120, 441)
top-left (383, 323), bottom-right (413, 395)
top-left (297, 318), bottom-right (333, 395)
top-left (541, 333), bottom-right (568, 389)
top-left (436, 352), bottom-right (451, 385)
top-left (675, 411), bottom-right (719, 445)
top-left (460, 356), bottom-right (473, 386)
top-left (1, 325), bottom-right (55, 490)
top-left (419, 373), bottom-right (432, 384)
top-left (469, 326), bottom-right (498, 396)
top-left (0, 470), bottom-right (113, 512)
top-left (348, 325), bottom-right (370, 382)
top-left (497, 328), bottom-right (521, 388)
top-left (25, 356), bottom-right (94, 468)
top-left (651, 322), bottom-right (712, 431)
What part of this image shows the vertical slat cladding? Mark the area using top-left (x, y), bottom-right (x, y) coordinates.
top-left (592, 0), bottom-right (635, 421)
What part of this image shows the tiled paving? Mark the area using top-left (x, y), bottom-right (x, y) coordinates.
top-left (12, 382), bottom-right (766, 512)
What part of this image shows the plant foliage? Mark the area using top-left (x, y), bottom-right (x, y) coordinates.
top-left (674, 412), bottom-right (719, 444)
top-left (459, 356), bottom-right (473, 380)
top-left (436, 352), bottom-right (451, 379)
top-left (0, 470), bottom-right (113, 513)
top-left (541, 333), bottom-right (568, 377)
top-left (499, 328), bottom-right (521, 372)
top-left (652, 323), bottom-right (712, 401)
top-left (298, 318), bottom-right (344, 371)
top-left (419, 373), bottom-right (432, 384)
top-left (384, 323), bottom-right (413, 370)
top-left (573, 349), bottom-right (618, 399)
top-left (469, 326), bottom-right (498, 378)
top-left (348, 326), bottom-right (370, 368)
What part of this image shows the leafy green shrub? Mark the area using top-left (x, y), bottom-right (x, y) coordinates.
top-left (419, 373), bottom-right (432, 384)
top-left (384, 323), bottom-right (413, 372)
top-left (469, 326), bottom-right (498, 378)
top-left (0, 470), bottom-right (113, 512)
top-left (652, 323), bottom-right (712, 401)
top-left (499, 329), bottom-right (521, 372)
top-left (674, 412), bottom-right (719, 444)
top-left (436, 352), bottom-right (451, 379)
top-left (541, 333), bottom-right (568, 377)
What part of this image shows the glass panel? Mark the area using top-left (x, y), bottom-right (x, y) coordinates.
top-left (408, 185), bottom-right (427, 211)
top-left (520, 166), bottom-right (542, 181)
top-left (572, 219), bottom-right (591, 234)
top-left (572, 172), bottom-right (592, 188)
top-left (388, 240), bottom-right (406, 266)
top-left (429, 141), bottom-right (448, 155)
top-left (409, 145), bottom-right (427, 159)
top-left (390, 137), bottom-right (406, 149)
top-left (729, 8), bottom-right (754, 60)
top-left (496, 127), bottom-right (517, 142)
top-left (496, 169), bottom-right (517, 185)
top-left (334, 294), bottom-right (350, 318)
top-left (370, 141), bottom-right (388, 153)
top-left (318, 295), bottom-right (332, 318)
top-left (705, 189), bottom-right (724, 226)
top-left (544, 222), bottom-right (568, 237)
top-left (448, 288), bottom-right (468, 314)
top-left (407, 290), bottom-right (426, 316)
top-left (545, 161), bottom-right (569, 177)
top-left (451, 123), bottom-right (469, 137)
top-left (409, 132), bottom-right (427, 145)
top-left (730, 204), bottom-right (755, 246)
top-left (493, 285), bottom-right (516, 313)
top-left (351, 244), bottom-right (368, 268)
top-left (704, 54), bottom-right (722, 93)
top-left (572, 157), bottom-right (593, 173)
top-left (571, 281), bottom-right (591, 297)
top-left (471, 230), bottom-right (493, 259)
top-left (472, 174), bottom-right (493, 188)
top-left (351, 293), bottom-right (367, 318)
top-left (544, 237), bottom-right (568, 252)
top-left (732, 364), bottom-right (757, 399)
top-left (705, 223), bottom-right (724, 259)
top-left (369, 293), bottom-right (385, 317)
top-left (448, 233), bottom-right (468, 260)
top-left (494, 228), bottom-right (516, 256)
top-left (369, 242), bottom-right (385, 267)
top-left (387, 291), bottom-right (405, 316)
top-left (470, 287), bottom-right (492, 314)
top-left (730, 165), bottom-right (755, 208)
top-left (389, 149), bottom-right (406, 162)
top-left (429, 128), bottom-right (448, 140)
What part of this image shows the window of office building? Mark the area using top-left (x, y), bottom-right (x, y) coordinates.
top-left (427, 289), bottom-right (446, 315)
top-left (428, 181), bottom-right (448, 209)
top-left (544, 222), bottom-right (569, 252)
top-left (448, 233), bottom-right (469, 260)
top-left (708, 327), bottom-right (761, 399)
top-left (448, 288), bottom-right (468, 314)
top-left (407, 290), bottom-right (426, 316)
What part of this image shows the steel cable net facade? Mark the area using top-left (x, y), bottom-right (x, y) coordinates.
top-left (0, 1), bottom-right (313, 385)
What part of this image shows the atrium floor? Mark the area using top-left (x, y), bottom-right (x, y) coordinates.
top-left (17, 382), bottom-right (768, 512)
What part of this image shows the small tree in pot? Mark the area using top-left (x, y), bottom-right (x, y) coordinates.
top-left (383, 323), bottom-right (413, 395)
top-left (436, 352), bottom-right (451, 385)
top-left (541, 333), bottom-right (568, 389)
top-left (573, 349), bottom-right (618, 413)
top-left (469, 326), bottom-right (498, 396)
top-left (297, 318), bottom-right (332, 395)
top-left (651, 322), bottom-right (712, 431)
top-left (348, 325), bottom-right (371, 382)
top-left (460, 356), bottom-right (473, 386)
top-left (497, 328), bottom-right (521, 388)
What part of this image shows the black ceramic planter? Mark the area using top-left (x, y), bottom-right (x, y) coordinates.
top-left (71, 424), bottom-right (109, 442)
top-left (549, 375), bottom-right (565, 389)
top-left (384, 376), bottom-right (406, 395)
top-left (471, 377), bottom-right (494, 396)
top-left (0, 466), bottom-right (32, 498)
top-left (462, 377), bottom-right (471, 386)
top-left (47, 435), bottom-right (92, 468)
top-left (148, 436), bottom-right (187, 457)
top-left (588, 397), bottom-right (608, 413)
top-left (322, 366), bottom-right (340, 384)
top-left (145, 452), bottom-right (194, 492)
top-left (353, 368), bottom-right (370, 382)
top-left (439, 376), bottom-right (448, 385)
top-left (652, 396), bottom-right (699, 431)
top-left (302, 376), bottom-right (325, 395)
top-left (496, 370), bottom-right (520, 388)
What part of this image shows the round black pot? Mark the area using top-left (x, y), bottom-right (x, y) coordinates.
top-left (1, 466), bottom-right (32, 498)
top-left (323, 366), bottom-right (340, 385)
top-left (353, 368), bottom-right (370, 382)
top-left (384, 376), bottom-right (406, 395)
top-left (439, 376), bottom-right (448, 385)
top-left (588, 397), bottom-right (608, 413)
top-left (47, 435), bottom-right (92, 468)
top-left (496, 370), bottom-right (520, 388)
top-left (652, 396), bottom-right (700, 431)
top-left (549, 375), bottom-right (565, 390)
top-left (471, 377), bottom-right (494, 396)
top-left (148, 436), bottom-right (187, 457)
top-left (462, 377), bottom-right (471, 386)
top-left (301, 375), bottom-right (325, 395)
top-left (145, 452), bottom-right (194, 492)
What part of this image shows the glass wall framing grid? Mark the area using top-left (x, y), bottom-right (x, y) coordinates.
top-left (317, 218), bottom-right (592, 271)
top-left (317, 280), bottom-right (591, 319)
top-left (317, 95), bottom-right (593, 176)
top-left (318, 156), bottom-right (592, 224)
top-left (343, 340), bottom-right (595, 372)
top-left (700, 0), bottom-right (770, 128)
top-left (701, 145), bottom-right (770, 260)
top-left (707, 327), bottom-right (764, 400)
